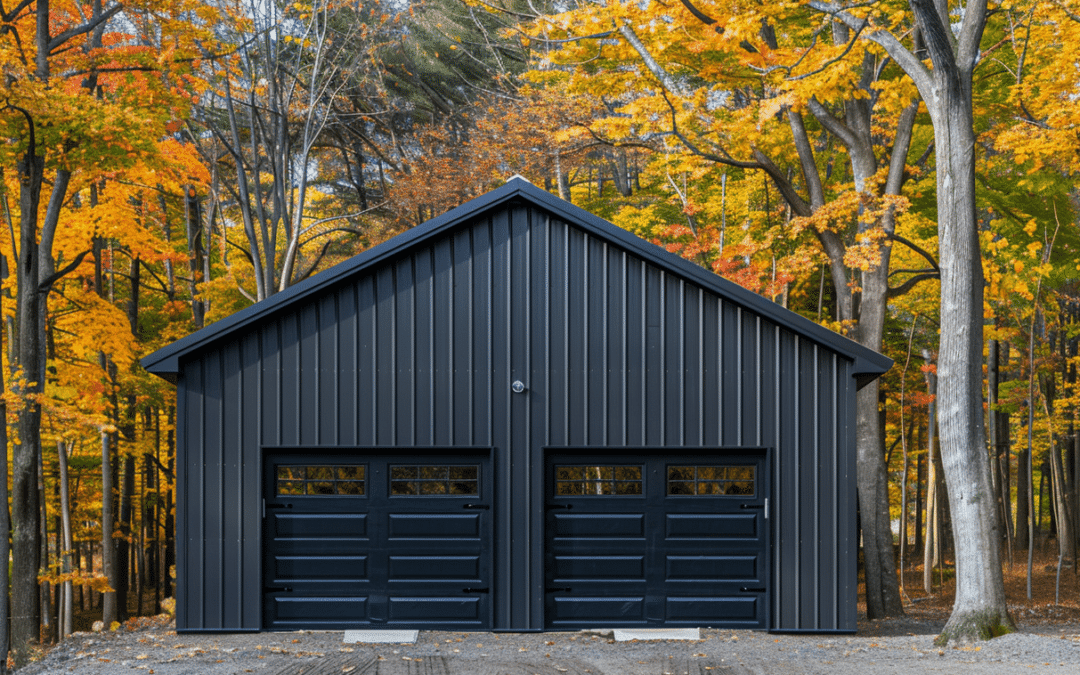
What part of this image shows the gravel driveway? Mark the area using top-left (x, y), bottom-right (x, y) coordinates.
top-left (16, 615), bottom-right (1080, 675)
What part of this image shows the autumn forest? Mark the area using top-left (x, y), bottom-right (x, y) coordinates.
top-left (1, 0), bottom-right (1080, 667)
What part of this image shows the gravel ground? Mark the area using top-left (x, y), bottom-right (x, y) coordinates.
top-left (15, 615), bottom-right (1080, 675)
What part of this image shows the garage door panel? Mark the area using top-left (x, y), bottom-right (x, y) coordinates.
top-left (545, 452), bottom-right (768, 629)
top-left (270, 595), bottom-right (370, 622)
top-left (550, 513), bottom-right (645, 537)
top-left (264, 453), bottom-right (492, 630)
top-left (665, 555), bottom-right (758, 581)
top-left (272, 512), bottom-right (368, 537)
top-left (665, 513), bottom-right (759, 538)
top-left (268, 536), bottom-right (367, 554)
top-left (271, 554), bottom-right (369, 581)
top-left (666, 596), bottom-right (759, 623)
top-left (388, 555), bottom-right (481, 581)
top-left (553, 555), bottom-right (645, 580)
top-left (549, 596), bottom-right (646, 624)
top-left (388, 513), bottom-right (482, 538)
top-left (388, 597), bottom-right (484, 623)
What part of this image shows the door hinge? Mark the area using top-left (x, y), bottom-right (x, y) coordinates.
top-left (765, 497), bottom-right (769, 520)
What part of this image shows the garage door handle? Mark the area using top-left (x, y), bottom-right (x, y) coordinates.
top-left (740, 587), bottom-right (766, 593)
top-left (740, 504), bottom-right (764, 509)
top-left (546, 504), bottom-right (573, 510)
top-left (546, 587), bottom-right (572, 593)
top-left (266, 503), bottom-right (293, 509)
top-left (462, 587), bottom-right (489, 594)
top-left (463, 503), bottom-right (490, 510)
top-left (264, 587), bottom-right (293, 593)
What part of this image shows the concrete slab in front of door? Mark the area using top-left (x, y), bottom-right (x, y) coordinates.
top-left (612, 628), bottom-right (701, 641)
top-left (343, 629), bottom-right (419, 644)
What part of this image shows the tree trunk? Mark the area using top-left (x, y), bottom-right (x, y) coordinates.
top-left (922, 350), bottom-right (942, 593)
top-left (57, 441), bottom-right (74, 639)
top-left (39, 448), bottom-right (52, 644)
top-left (0, 256), bottom-right (11, 674)
top-left (998, 342), bottom-right (1013, 564)
top-left (12, 147), bottom-right (45, 668)
top-left (101, 429), bottom-right (118, 627)
top-left (117, 454), bottom-right (134, 621)
top-left (186, 191), bottom-right (206, 328)
top-left (923, 36), bottom-right (1013, 644)
top-left (1017, 422), bottom-right (1031, 548)
top-left (165, 409), bottom-right (176, 599)
top-left (915, 429), bottom-right (924, 554)
top-left (988, 340), bottom-right (1004, 538)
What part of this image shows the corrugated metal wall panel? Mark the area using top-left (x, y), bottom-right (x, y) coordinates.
top-left (336, 283), bottom-right (358, 448)
top-left (357, 276), bottom-right (377, 446)
top-left (279, 312), bottom-right (299, 447)
top-left (240, 331), bottom-right (262, 629)
top-left (220, 341), bottom-right (242, 629)
top-left (202, 350), bottom-right (223, 628)
top-left (797, 337), bottom-right (817, 629)
top-left (816, 349), bottom-right (839, 629)
top-left (176, 202), bottom-right (863, 632)
top-left (775, 328), bottom-right (798, 629)
top-left (838, 359), bottom-right (859, 630)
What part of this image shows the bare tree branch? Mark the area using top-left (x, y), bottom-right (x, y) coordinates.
top-left (48, 3), bottom-right (122, 52)
top-left (888, 271), bottom-right (940, 298)
top-left (807, 1), bottom-right (934, 95)
top-left (888, 232), bottom-right (940, 271)
top-left (617, 22), bottom-right (689, 96)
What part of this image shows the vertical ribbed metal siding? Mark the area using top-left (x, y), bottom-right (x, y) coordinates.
top-left (175, 202), bottom-right (859, 632)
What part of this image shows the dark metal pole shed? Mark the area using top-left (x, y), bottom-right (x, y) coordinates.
top-left (142, 177), bottom-right (891, 634)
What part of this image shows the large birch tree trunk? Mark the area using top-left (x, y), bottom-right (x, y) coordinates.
top-left (811, 0), bottom-right (1015, 643)
top-left (914, 0), bottom-right (1012, 642)
top-left (930, 88), bottom-right (1012, 642)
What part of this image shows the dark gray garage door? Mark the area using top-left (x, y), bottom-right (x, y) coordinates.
top-left (263, 452), bottom-right (492, 630)
top-left (545, 451), bottom-right (769, 629)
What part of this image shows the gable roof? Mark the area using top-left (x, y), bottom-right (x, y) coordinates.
top-left (142, 177), bottom-right (891, 385)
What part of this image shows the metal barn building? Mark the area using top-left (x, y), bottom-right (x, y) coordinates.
top-left (142, 177), bottom-right (891, 634)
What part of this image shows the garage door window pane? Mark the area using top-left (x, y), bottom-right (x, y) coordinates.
top-left (391, 465), bottom-right (479, 496)
top-left (555, 466), bottom-right (643, 496)
top-left (668, 466), bottom-right (755, 496)
top-left (275, 465), bottom-right (365, 496)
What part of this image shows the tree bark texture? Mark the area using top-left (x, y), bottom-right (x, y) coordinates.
top-left (13, 144), bottom-right (44, 668)
top-left (809, 0), bottom-right (1015, 642)
top-left (921, 350), bottom-right (942, 593)
top-left (57, 441), bottom-right (74, 639)
top-left (914, 0), bottom-right (1013, 639)
top-left (101, 429), bottom-right (118, 627)
top-left (0, 257), bottom-right (11, 674)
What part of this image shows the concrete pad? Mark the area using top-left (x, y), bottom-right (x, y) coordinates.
top-left (343, 629), bottom-right (418, 643)
top-left (612, 627), bottom-right (701, 641)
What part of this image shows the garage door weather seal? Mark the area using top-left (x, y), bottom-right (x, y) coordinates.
top-left (343, 629), bottom-right (419, 644)
top-left (613, 628), bottom-right (701, 641)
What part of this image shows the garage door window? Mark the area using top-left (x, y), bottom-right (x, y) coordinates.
top-left (667, 465), bottom-right (754, 496)
top-left (555, 466), bottom-right (643, 496)
top-left (275, 465), bottom-right (366, 496)
top-left (390, 465), bottom-right (479, 496)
